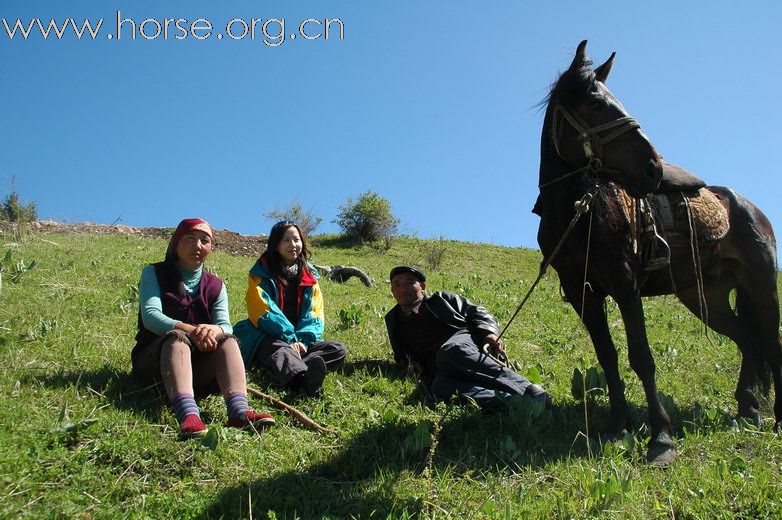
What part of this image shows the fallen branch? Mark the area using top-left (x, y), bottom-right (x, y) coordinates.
top-left (247, 386), bottom-right (338, 435)
top-left (313, 264), bottom-right (374, 287)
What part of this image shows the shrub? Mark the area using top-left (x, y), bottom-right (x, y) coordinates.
top-left (424, 236), bottom-right (448, 271)
top-left (1, 177), bottom-right (37, 223)
top-left (333, 190), bottom-right (399, 243)
top-left (263, 196), bottom-right (322, 239)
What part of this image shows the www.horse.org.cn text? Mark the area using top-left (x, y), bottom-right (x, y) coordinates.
top-left (2, 11), bottom-right (345, 47)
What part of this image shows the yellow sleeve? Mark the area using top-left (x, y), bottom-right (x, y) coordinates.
top-left (245, 274), bottom-right (271, 327)
top-left (310, 281), bottom-right (325, 321)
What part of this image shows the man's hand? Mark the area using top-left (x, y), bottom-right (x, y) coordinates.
top-left (484, 333), bottom-right (505, 354)
top-left (483, 333), bottom-right (508, 363)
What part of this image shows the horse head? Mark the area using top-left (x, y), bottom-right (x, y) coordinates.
top-left (541, 40), bottom-right (663, 197)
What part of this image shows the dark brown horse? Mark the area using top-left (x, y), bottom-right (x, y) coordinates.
top-left (534, 40), bottom-right (781, 465)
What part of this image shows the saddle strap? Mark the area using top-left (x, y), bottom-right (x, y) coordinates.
top-left (654, 193), bottom-right (675, 230)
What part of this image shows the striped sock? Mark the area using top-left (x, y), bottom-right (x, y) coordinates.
top-left (172, 393), bottom-right (200, 424)
top-left (225, 392), bottom-right (250, 420)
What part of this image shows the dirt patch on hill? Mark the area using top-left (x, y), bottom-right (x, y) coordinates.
top-left (0, 220), bottom-right (267, 257)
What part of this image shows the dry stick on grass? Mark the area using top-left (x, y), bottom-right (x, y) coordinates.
top-left (247, 386), bottom-right (338, 435)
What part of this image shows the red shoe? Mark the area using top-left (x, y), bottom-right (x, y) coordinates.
top-left (179, 413), bottom-right (208, 438)
top-left (226, 410), bottom-right (275, 430)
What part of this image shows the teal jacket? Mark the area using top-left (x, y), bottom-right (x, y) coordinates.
top-left (234, 257), bottom-right (325, 365)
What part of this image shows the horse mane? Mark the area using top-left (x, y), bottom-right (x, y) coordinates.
top-left (539, 58), bottom-right (596, 110)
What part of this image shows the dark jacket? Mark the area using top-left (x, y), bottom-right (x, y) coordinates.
top-left (385, 291), bottom-right (500, 367)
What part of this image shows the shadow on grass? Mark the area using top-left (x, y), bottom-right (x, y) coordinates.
top-left (339, 357), bottom-right (406, 379)
top-left (27, 367), bottom-right (747, 518)
top-left (203, 394), bottom-right (750, 518)
top-left (20, 365), bottom-right (168, 420)
top-left (338, 357), bottom-right (436, 406)
top-left (198, 402), bottom-right (616, 518)
top-left (245, 357), bottom-right (426, 407)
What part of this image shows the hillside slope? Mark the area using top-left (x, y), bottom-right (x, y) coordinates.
top-left (1, 229), bottom-right (781, 518)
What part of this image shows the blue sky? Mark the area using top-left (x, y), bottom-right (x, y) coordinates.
top-left (1, 1), bottom-right (780, 254)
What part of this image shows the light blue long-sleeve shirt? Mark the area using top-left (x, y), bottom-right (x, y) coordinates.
top-left (138, 264), bottom-right (233, 335)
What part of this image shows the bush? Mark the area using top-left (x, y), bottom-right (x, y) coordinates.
top-left (424, 236), bottom-right (448, 271)
top-left (263, 196), bottom-right (322, 239)
top-left (334, 190), bottom-right (399, 243)
top-left (1, 177), bottom-right (37, 223)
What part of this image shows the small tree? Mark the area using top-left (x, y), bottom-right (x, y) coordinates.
top-left (263, 197), bottom-right (322, 238)
top-left (1, 177), bottom-right (37, 223)
top-left (334, 190), bottom-right (400, 243)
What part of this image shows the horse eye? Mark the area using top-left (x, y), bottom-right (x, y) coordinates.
top-left (588, 99), bottom-right (605, 111)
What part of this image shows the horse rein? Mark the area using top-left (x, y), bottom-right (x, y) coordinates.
top-left (492, 186), bottom-right (600, 352)
top-left (539, 102), bottom-right (640, 189)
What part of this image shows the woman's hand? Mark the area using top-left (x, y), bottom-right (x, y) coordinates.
top-left (191, 324), bottom-right (222, 352)
top-left (290, 342), bottom-right (308, 359)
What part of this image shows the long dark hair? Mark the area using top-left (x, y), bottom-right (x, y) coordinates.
top-left (260, 221), bottom-right (311, 278)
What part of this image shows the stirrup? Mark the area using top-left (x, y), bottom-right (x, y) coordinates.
top-left (643, 234), bottom-right (671, 272)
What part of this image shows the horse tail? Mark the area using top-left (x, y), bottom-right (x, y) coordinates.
top-left (735, 286), bottom-right (772, 396)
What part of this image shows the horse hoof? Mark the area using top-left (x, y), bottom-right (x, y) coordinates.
top-left (646, 444), bottom-right (676, 467)
top-left (738, 407), bottom-right (761, 427)
top-left (774, 421), bottom-right (781, 433)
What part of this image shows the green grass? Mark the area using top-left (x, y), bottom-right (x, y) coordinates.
top-left (1, 231), bottom-right (781, 519)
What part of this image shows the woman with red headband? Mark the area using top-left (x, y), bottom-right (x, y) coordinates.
top-left (132, 218), bottom-right (274, 438)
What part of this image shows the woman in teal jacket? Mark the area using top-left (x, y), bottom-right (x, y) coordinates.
top-left (234, 221), bottom-right (348, 395)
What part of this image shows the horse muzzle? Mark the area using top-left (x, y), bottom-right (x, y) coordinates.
top-left (628, 158), bottom-right (663, 197)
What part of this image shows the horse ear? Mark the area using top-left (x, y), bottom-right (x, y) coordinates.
top-left (569, 40), bottom-right (588, 70)
top-left (595, 52), bottom-right (616, 83)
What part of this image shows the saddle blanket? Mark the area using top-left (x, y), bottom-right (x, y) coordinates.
top-left (615, 186), bottom-right (729, 247)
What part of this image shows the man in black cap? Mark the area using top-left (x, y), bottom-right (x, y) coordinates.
top-left (385, 265), bottom-right (550, 411)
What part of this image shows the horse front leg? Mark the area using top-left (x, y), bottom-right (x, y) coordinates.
top-left (576, 292), bottom-right (631, 439)
top-left (616, 293), bottom-right (676, 465)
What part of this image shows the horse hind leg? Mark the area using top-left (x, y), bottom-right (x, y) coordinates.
top-left (718, 187), bottom-right (782, 428)
top-left (676, 283), bottom-right (768, 425)
top-left (735, 282), bottom-right (782, 429)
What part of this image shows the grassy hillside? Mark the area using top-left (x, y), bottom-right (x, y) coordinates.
top-left (1, 230), bottom-right (781, 519)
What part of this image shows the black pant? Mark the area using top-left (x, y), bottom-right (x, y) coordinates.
top-left (254, 337), bottom-right (347, 387)
top-left (430, 330), bottom-right (533, 410)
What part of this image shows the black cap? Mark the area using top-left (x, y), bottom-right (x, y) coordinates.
top-left (389, 265), bottom-right (426, 282)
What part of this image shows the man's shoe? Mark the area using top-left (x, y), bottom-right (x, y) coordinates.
top-left (179, 413), bottom-right (208, 438)
top-left (303, 356), bottom-right (327, 397)
top-left (226, 410), bottom-right (276, 430)
top-left (525, 383), bottom-right (553, 409)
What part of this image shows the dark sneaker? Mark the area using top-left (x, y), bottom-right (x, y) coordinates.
top-left (525, 383), bottom-right (553, 409)
top-left (226, 410), bottom-right (276, 430)
top-left (179, 413), bottom-right (208, 438)
top-left (303, 356), bottom-right (327, 397)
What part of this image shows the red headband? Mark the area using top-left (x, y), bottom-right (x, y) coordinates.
top-left (171, 218), bottom-right (213, 249)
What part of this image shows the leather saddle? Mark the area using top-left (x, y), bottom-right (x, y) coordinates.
top-left (655, 162), bottom-right (705, 194)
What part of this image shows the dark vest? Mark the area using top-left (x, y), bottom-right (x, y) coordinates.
top-left (133, 262), bottom-right (224, 354)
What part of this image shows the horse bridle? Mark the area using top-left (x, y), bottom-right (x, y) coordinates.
top-left (540, 102), bottom-right (641, 189)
